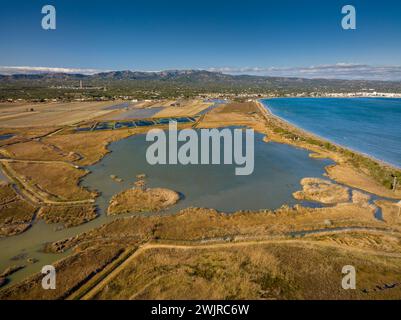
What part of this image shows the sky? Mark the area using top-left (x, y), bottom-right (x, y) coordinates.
top-left (0, 0), bottom-right (401, 80)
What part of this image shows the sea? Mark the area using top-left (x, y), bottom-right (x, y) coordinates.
top-left (261, 98), bottom-right (401, 168)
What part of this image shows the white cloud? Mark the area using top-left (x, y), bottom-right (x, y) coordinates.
top-left (208, 63), bottom-right (401, 81)
top-left (0, 66), bottom-right (103, 75)
top-left (2, 64), bottom-right (401, 81)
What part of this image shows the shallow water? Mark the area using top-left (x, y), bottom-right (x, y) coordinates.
top-left (108, 107), bottom-right (164, 120)
top-left (83, 130), bottom-right (333, 214)
top-left (198, 99), bottom-right (226, 115)
top-left (262, 98), bottom-right (401, 168)
top-left (103, 102), bottom-right (131, 110)
top-left (0, 134), bottom-right (14, 141)
top-left (0, 128), bottom-right (332, 286)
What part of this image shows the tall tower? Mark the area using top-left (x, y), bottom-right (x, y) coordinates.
top-left (80, 80), bottom-right (83, 89)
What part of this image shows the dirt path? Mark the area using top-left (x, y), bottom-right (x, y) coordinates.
top-left (0, 158), bottom-right (78, 166)
top-left (81, 229), bottom-right (401, 300)
top-left (0, 159), bottom-right (94, 205)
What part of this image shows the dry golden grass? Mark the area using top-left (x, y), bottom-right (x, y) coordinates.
top-left (134, 100), bottom-right (176, 109)
top-left (154, 100), bottom-right (211, 117)
top-left (351, 190), bottom-right (375, 210)
top-left (376, 200), bottom-right (401, 226)
top-left (198, 103), bottom-right (263, 129)
top-left (92, 241), bottom-right (401, 300)
top-left (195, 102), bottom-right (271, 135)
top-left (0, 101), bottom-right (120, 128)
top-left (0, 246), bottom-right (124, 300)
top-left (7, 161), bottom-right (96, 202)
top-left (1, 140), bottom-right (80, 162)
top-left (311, 231), bottom-right (401, 254)
top-left (2, 100), bottom-right (401, 300)
top-left (0, 200), bottom-right (37, 237)
top-left (6, 201), bottom-right (400, 299)
top-left (327, 165), bottom-right (401, 199)
top-left (0, 127), bottom-right (61, 148)
top-left (0, 181), bottom-right (18, 205)
top-left (38, 205), bottom-right (97, 228)
top-left (293, 178), bottom-right (350, 204)
top-left (0, 183), bottom-right (37, 237)
top-left (44, 130), bottom-right (134, 166)
top-left (215, 102), bottom-right (260, 114)
top-left (108, 187), bottom-right (180, 215)
top-left (46, 203), bottom-right (382, 254)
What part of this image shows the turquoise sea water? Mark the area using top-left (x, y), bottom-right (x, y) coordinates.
top-left (261, 98), bottom-right (401, 168)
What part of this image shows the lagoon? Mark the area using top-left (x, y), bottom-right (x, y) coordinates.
top-left (0, 128), bottom-right (332, 286)
top-left (83, 129), bottom-right (332, 214)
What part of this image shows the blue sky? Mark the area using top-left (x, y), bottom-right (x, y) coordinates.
top-left (0, 0), bottom-right (401, 79)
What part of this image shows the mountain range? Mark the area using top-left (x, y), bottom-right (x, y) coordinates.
top-left (1, 70), bottom-right (400, 100)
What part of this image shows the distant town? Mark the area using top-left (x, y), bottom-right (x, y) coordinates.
top-left (1, 70), bottom-right (401, 103)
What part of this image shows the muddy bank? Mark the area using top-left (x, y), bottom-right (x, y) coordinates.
top-left (293, 178), bottom-right (349, 204)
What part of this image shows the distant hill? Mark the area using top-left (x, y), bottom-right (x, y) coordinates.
top-left (1, 69), bottom-right (401, 100)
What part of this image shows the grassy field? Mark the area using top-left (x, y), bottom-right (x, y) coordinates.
top-left (0, 182), bottom-right (37, 237)
top-left (0, 245), bottom-right (124, 300)
top-left (293, 178), bottom-right (350, 204)
top-left (107, 187), bottom-right (180, 215)
top-left (1, 140), bottom-right (80, 162)
top-left (42, 201), bottom-right (386, 256)
top-left (5, 161), bottom-right (96, 202)
top-left (37, 205), bottom-right (97, 228)
top-left (43, 129), bottom-right (135, 166)
top-left (90, 240), bottom-right (401, 300)
top-left (154, 100), bottom-right (211, 117)
top-left (197, 101), bottom-right (264, 129)
top-left (375, 200), bottom-right (401, 226)
top-left (0, 101), bottom-right (121, 128)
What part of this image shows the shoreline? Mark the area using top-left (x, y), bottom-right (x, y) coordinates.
top-left (258, 98), bottom-right (401, 171)
top-left (254, 99), bottom-right (401, 199)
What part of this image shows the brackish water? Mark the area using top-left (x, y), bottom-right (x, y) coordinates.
top-left (0, 129), bottom-right (332, 286)
top-left (261, 98), bottom-right (401, 168)
top-left (108, 107), bottom-right (164, 120)
top-left (83, 130), bottom-right (332, 214)
top-left (0, 134), bottom-right (14, 141)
